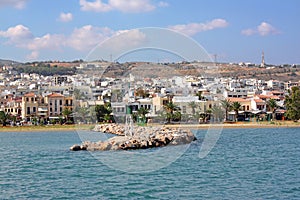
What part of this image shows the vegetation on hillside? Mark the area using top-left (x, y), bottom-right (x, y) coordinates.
top-left (13, 63), bottom-right (76, 76)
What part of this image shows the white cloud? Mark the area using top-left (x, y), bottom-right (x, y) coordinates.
top-left (0, 24), bottom-right (148, 60)
top-left (158, 1), bottom-right (169, 7)
top-left (109, 29), bottom-right (147, 50)
top-left (58, 12), bottom-right (73, 22)
top-left (0, 24), bottom-right (33, 46)
top-left (257, 22), bottom-right (278, 36)
top-left (168, 19), bottom-right (229, 36)
top-left (109, 0), bottom-right (155, 13)
top-left (79, 0), bottom-right (156, 13)
top-left (241, 22), bottom-right (279, 36)
top-left (79, 0), bottom-right (112, 12)
top-left (241, 28), bottom-right (256, 36)
top-left (27, 34), bottom-right (65, 51)
top-left (26, 51), bottom-right (39, 60)
top-left (67, 25), bottom-right (114, 51)
top-left (0, 0), bottom-right (28, 9)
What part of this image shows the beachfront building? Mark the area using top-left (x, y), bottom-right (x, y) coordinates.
top-left (1, 97), bottom-right (22, 119)
top-left (46, 93), bottom-right (64, 119)
top-left (21, 92), bottom-right (40, 121)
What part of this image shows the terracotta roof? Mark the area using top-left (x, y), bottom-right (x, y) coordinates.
top-left (227, 97), bottom-right (250, 102)
top-left (254, 99), bottom-right (264, 103)
top-left (47, 93), bottom-right (64, 98)
top-left (24, 92), bottom-right (35, 97)
top-left (258, 95), bottom-right (280, 100)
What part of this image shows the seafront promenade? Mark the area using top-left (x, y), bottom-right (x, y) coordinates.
top-left (0, 121), bottom-right (299, 132)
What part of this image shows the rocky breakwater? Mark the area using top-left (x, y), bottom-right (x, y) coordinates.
top-left (70, 124), bottom-right (196, 151)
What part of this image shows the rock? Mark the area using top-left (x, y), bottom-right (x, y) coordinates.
top-left (71, 124), bottom-right (197, 151)
top-left (70, 144), bottom-right (86, 151)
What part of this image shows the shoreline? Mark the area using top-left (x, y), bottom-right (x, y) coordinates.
top-left (0, 122), bottom-right (299, 132)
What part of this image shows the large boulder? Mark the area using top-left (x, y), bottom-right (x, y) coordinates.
top-left (71, 124), bottom-right (196, 151)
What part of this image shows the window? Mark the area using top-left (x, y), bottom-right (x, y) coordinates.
top-left (60, 100), bottom-right (62, 105)
top-left (27, 107), bottom-right (30, 114)
top-left (182, 106), bottom-right (186, 114)
top-left (50, 108), bottom-right (52, 112)
top-left (26, 97), bottom-right (29, 102)
top-left (33, 107), bottom-right (36, 113)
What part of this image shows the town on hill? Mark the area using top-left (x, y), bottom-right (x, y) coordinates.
top-left (0, 59), bottom-right (299, 126)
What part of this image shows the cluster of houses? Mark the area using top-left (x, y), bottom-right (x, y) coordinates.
top-left (0, 62), bottom-right (299, 125)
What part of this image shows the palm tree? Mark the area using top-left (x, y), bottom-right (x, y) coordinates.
top-left (164, 102), bottom-right (180, 123)
top-left (232, 102), bottom-right (241, 122)
top-left (267, 99), bottom-right (277, 120)
top-left (0, 111), bottom-right (10, 126)
top-left (137, 107), bottom-right (149, 123)
top-left (76, 107), bottom-right (89, 123)
top-left (211, 105), bottom-right (225, 122)
top-left (221, 99), bottom-right (232, 121)
top-left (62, 108), bottom-right (73, 123)
top-left (188, 101), bottom-right (197, 115)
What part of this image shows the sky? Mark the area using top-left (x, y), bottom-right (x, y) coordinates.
top-left (0, 0), bottom-right (299, 64)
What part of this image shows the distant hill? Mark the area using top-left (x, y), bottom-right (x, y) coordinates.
top-left (0, 59), bottom-right (22, 66)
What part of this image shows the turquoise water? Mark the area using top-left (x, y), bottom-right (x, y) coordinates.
top-left (1, 128), bottom-right (300, 199)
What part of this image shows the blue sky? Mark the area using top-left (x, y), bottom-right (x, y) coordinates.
top-left (0, 0), bottom-right (299, 64)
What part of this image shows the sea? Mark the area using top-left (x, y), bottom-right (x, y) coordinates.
top-left (1, 127), bottom-right (300, 199)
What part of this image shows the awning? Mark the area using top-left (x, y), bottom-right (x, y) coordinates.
top-left (49, 116), bottom-right (64, 119)
top-left (38, 108), bottom-right (48, 111)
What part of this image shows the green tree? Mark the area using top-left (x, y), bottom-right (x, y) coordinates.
top-left (95, 103), bottom-right (112, 122)
top-left (232, 102), bottom-right (241, 122)
top-left (164, 102), bottom-right (180, 123)
top-left (0, 111), bottom-right (10, 126)
top-left (76, 107), bottom-right (89, 123)
top-left (221, 99), bottom-right (232, 121)
top-left (137, 107), bottom-right (149, 124)
top-left (285, 86), bottom-right (300, 121)
top-left (267, 99), bottom-right (278, 120)
top-left (73, 89), bottom-right (86, 100)
top-left (62, 108), bottom-right (73, 123)
top-left (188, 101), bottom-right (198, 115)
top-left (211, 105), bottom-right (225, 122)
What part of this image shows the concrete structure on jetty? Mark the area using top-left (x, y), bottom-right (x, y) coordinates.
top-left (70, 124), bottom-right (196, 151)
